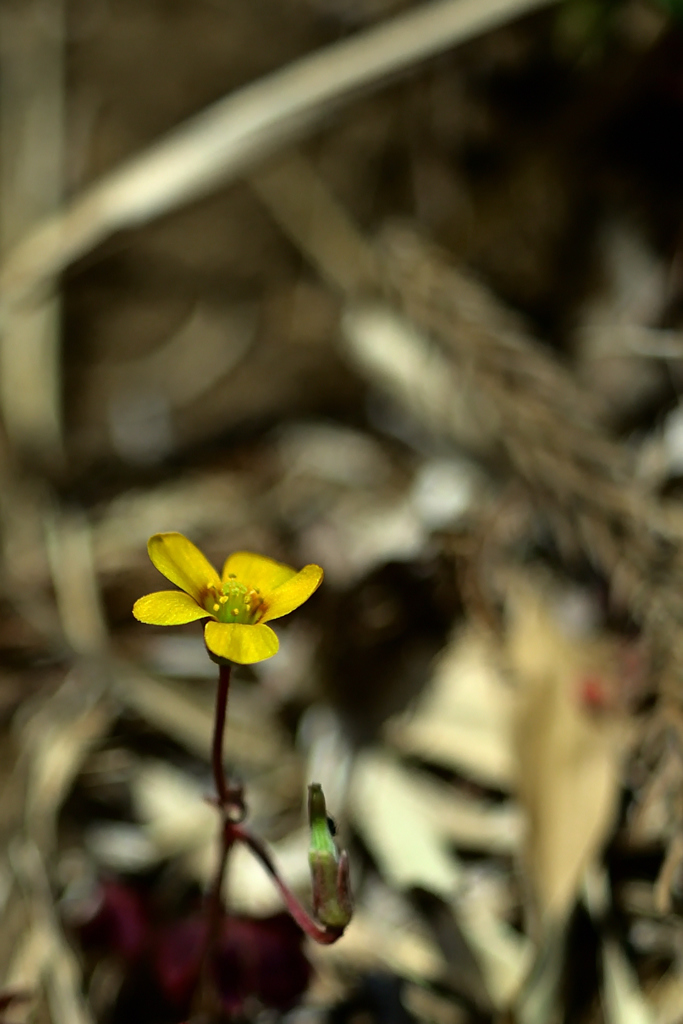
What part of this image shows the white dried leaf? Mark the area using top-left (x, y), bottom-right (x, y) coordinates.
top-left (602, 940), bottom-right (655, 1024)
top-left (350, 749), bottom-right (461, 896)
top-left (386, 626), bottom-right (514, 788)
top-left (132, 761), bottom-right (215, 858)
top-left (507, 577), bottom-right (634, 923)
top-left (456, 898), bottom-right (533, 1009)
top-left (312, 908), bottom-right (446, 983)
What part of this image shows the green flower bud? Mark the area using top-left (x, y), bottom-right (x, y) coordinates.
top-left (308, 784), bottom-right (352, 930)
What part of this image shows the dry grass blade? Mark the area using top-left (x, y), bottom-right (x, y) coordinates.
top-left (2, 921), bottom-right (51, 1015)
top-left (92, 473), bottom-right (254, 576)
top-left (0, 0), bottom-right (64, 459)
top-left (250, 152), bottom-right (379, 293)
top-left (45, 510), bottom-right (108, 658)
top-left (113, 661), bottom-right (287, 767)
top-left (0, 0), bottom-right (557, 302)
top-left (19, 674), bottom-right (114, 855)
top-left (8, 839), bottom-right (94, 1024)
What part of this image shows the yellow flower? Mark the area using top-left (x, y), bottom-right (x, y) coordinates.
top-left (133, 533), bottom-right (323, 665)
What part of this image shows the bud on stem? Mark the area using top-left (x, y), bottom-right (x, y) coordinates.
top-left (308, 784), bottom-right (353, 930)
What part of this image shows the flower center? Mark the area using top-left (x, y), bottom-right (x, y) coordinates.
top-left (204, 575), bottom-right (263, 624)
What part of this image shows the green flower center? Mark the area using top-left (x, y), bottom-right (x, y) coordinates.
top-left (204, 575), bottom-right (263, 624)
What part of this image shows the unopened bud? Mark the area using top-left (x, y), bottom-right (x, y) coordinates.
top-left (308, 784), bottom-right (352, 930)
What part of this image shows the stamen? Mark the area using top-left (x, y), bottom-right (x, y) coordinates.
top-left (232, 608), bottom-right (239, 617)
top-left (213, 603), bottom-right (220, 612)
top-left (219, 595), bottom-right (228, 604)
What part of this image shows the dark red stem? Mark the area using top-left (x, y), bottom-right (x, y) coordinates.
top-left (195, 818), bottom-right (234, 1015)
top-left (231, 823), bottom-right (344, 945)
top-left (194, 659), bottom-right (343, 1021)
top-left (194, 663), bottom-right (236, 1016)
top-left (212, 663), bottom-right (232, 808)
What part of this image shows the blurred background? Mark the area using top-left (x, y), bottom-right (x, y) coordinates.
top-left (3, 0), bottom-right (683, 1021)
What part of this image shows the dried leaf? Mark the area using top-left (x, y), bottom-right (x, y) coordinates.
top-left (602, 940), bottom-right (655, 1024)
top-left (399, 771), bottom-right (521, 854)
top-left (508, 577), bottom-right (634, 923)
top-left (647, 966), bottom-right (683, 1024)
top-left (456, 897), bottom-right (532, 1008)
top-left (386, 626), bottom-right (514, 789)
top-left (313, 907), bottom-right (446, 983)
top-left (132, 760), bottom-right (215, 860)
top-left (350, 749), bottom-right (462, 896)
top-left (223, 830), bottom-right (312, 916)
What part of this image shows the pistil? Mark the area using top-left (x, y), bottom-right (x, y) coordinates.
top-left (205, 578), bottom-right (263, 623)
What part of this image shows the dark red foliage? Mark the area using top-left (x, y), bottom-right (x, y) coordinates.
top-left (216, 914), bottom-right (312, 1013)
top-left (153, 917), bottom-right (205, 1007)
top-left (70, 877), bottom-right (312, 1015)
top-left (153, 912), bottom-right (311, 1014)
top-left (71, 879), bottom-right (149, 961)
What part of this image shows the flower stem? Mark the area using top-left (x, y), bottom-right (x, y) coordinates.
top-left (232, 823), bottom-right (344, 945)
top-left (195, 660), bottom-right (344, 1021)
top-left (195, 816), bottom-right (234, 1017)
top-left (194, 663), bottom-right (238, 1017)
top-left (212, 663), bottom-right (232, 809)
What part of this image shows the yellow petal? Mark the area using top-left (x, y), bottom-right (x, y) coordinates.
top-left (260, 564), bottom-right (323, 622)
top-left (222, 551), bottom-right (297, 592)
top-left (133, 591), bottom-right (210, 625)
top-left (148, 533), bottom-right (220, 603)
top-left (204, 621), bottom-right (279, 664)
